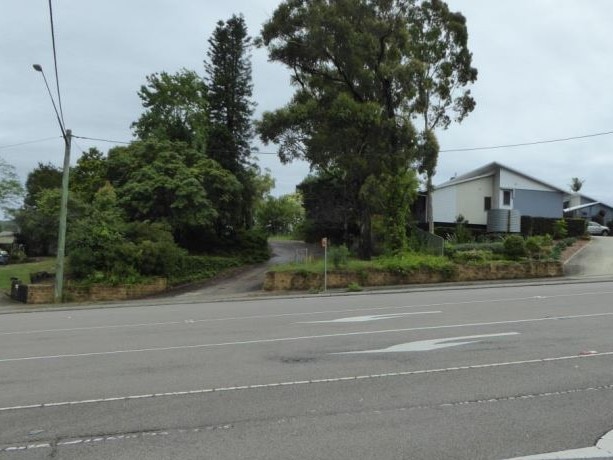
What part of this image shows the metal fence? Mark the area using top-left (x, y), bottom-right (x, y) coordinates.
top-left (410, 226), bottom-right (445, 256)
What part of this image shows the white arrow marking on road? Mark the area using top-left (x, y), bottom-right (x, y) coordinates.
top-left (504, 428), bottom-right (613, 459)
top-left (300, 311), bottom-right (441, 323)
top-left (334, 332), bottom-right (519, 354)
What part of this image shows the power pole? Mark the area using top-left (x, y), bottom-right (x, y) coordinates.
top-left (55, 129), bottom-right (71, 302)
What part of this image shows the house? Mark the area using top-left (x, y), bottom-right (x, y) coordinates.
top-left (431, 162), bottom-right (567, 228)
top-left (564, 193), bottom-right (613, 225)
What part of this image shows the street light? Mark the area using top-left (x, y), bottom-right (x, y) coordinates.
top-left (33, 63), bottom-right (71, 303)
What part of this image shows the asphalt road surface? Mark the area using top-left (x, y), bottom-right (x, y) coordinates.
top-left (1, 280), bottom-right (613, 459)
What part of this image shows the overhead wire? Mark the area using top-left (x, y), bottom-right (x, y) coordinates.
top-left (0, 136), bottom-right (63, 151)
top-left (47, 0), bottom-right (65, 127)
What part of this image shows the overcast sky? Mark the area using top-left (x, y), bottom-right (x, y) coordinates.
top-left (2, 1), bottom-right (613, 205)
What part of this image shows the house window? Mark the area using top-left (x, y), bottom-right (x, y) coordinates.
top-left (503, 190), bottom-right (512, 206)
top-left (484, 196), bottom-right (492, 211)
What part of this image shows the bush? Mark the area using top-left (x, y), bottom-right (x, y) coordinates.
top-left (329, 244), bottom-right (350, 268)
top-left (521, 216), bottom-right (585, 238)
top-left (451, 249), bottom-right (494, 263)
top-left (503, 235), bottom-right (526, 259)
top-left (553, 219), bottom-right (568, 239)
top-left (525, 235), bottom-right (552, 260)
top-left (445, 242), bottom-right (505, 257)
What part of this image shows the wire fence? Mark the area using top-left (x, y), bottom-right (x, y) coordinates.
top-left (411, 226), bottom-right (445, 256)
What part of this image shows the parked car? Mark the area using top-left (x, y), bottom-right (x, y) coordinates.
top-left (0, 250), bottom-right (9, 265)
top-left (587, 221), bottom-right (610, 236)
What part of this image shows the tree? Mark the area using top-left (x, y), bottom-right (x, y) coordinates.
top-left (205, 14), bottom-right (255, 173)
top-left (70, 147), bottom-right (108, 203)
top-left (106, 140), bottom-right (242, 251)
top-left (132, 70), bottom-right (208, 149)
top-left (258, 0), bottom-right (434, 257)
top-left (23, 162), bottom-right (60, 207)
top-left (408, 0), bottom-right (478, 233)
top-left (255, 193), bottom-right (304, 236)
top-left (569, 177), bottom-right (584, 192)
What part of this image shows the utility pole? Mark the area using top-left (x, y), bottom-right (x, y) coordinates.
top-left (33, 64), bottom-right (70, 302)
top-left (55, 129), bottom-right (71, 302)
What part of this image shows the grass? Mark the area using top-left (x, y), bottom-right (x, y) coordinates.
top-left (0, 258), bottom-right (56, 292)
top-left (268, 252), bottom-right (454, 273)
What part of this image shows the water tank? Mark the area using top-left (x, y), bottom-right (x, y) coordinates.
top-left (487, 209), bottom-right (520, 233)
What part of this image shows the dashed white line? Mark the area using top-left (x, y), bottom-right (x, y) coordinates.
top-left (1, 349), bottom-right (611, 413)
top-left (1, 311), bottom-right (612, 363)
top-left (2, 290), bottom-right (613, 336)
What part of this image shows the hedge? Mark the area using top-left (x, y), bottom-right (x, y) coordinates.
top-left (521, 217), bottom-right (585, 238)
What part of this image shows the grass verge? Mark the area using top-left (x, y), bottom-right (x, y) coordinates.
top-left (0, 258), bottom-right (56, 292)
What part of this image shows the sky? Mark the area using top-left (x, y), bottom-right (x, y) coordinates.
top-left (2, 1), bottom-right (613, 205)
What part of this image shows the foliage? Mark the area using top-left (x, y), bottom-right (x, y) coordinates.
top-left (553, 219), bottom-right (568, 239)
top-left (445, 242), bottom-right (505, 256)
top-left (13, 188), bottom-right (88, 256)
top-left (347, 282), bottom-right (363, 292)
top-left (205, 14), bottom-right (255, 173)
top-left (168, 255), bottom-right (242, 286)
top-left (569, 177), bottom-right (584, 192)
top-left (255, 193), bottom-right (304, 236)
top-left (260, 0), bottom-right (473, 257)
top-left (67, 184), bottom-right (187, 283)
top-left (132, 69), bottom-right (208, 149)
top-left (525, 235), bottom-right (552, 260)
top-left (329, 244), bottom-right (351, 269)
top-left (521, 216), bottom-right (585, 238)
top-left (23, 162), bottom-right (61, 207)
top-left (451, 214), bottom-right (473, 243)
top-left (70, 148), bottom-right (108, 203)
top-left (451, 249), bottom-right (494, 263)
top-left (550, 237), bottom-right (577, 261)
top-left (503, 235), bottom-right (526, 260)
top-left (106, 140), bottom-right (242, 250)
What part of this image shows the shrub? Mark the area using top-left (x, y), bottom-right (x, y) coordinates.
top-left (553, 219), bottom-right (568, 239)
top-left (452, 249), bottom-right (493, 263)
top-left (329, 244), bottom-right (350, 268)
top-left (503, 235), bottom-right (526, 259)
top-left (347, 282), bottom-right (363, 292)
top-left (445, 242), bottom-right (505, 257)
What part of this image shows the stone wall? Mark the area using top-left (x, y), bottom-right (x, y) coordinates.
top-left (263, 261), bottom-right (563, 291)
top-left (12, 278), bottom-right (168, 304)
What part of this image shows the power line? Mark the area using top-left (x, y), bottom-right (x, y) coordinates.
top-left (0, 136), bottom-right (62, 151)
top-left (439, 130), bottom-right (613, 153)
top-left (48, 0), bottom-right (65, 127)
top-left (72, 135), bottom-right (131, 145)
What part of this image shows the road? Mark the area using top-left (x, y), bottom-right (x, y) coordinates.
top-left (1, 281), bottom-right (613, 459)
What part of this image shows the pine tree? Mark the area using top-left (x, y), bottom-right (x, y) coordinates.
top-left (204, 14), bottom-right (255, 174)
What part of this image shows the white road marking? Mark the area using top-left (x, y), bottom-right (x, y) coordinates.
top-left (0, 351), bottom-right (612, 413)
top-left (334, 332), bottom-right (519, 354)
top-left (1, 290), bottom-right (612, 336)
top-left (504, 429), bottom-right (613, 459)
top-left (1, 312), bottom-right (612, 363)
top-left (300, 311), bottom-right (441, 323)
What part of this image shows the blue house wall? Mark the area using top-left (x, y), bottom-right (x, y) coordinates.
top-left (514, 190), bottom-right (563, 218)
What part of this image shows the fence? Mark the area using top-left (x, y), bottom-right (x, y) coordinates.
top-left (411, 226), bottom-right (445, 256)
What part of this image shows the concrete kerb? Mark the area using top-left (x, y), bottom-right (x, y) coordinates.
top-left (2, 275), bottom-right (613, 316)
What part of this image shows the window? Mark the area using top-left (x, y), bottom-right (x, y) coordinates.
top-left (503, 190), bottom-right (511, 206)
top-left (484, 196), bottom-right (492, 211)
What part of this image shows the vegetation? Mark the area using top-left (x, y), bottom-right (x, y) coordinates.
top-left (258, 0), bottom-right (477, 257)
top-left (0, 258), bottom-right (56, 292)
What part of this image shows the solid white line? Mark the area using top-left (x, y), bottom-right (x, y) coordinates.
top-left (0, 351), bottom-right (611, 413)
top-left (1, 312), bottom-right (613, 363)
top-left (2, 290), bottom-right (613, 337)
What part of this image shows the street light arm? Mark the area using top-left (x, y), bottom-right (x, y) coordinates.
top-left (32, 64), bottom-right (66, 140)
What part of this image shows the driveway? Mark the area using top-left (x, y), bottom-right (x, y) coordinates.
top-left (172, 240), bottom-right (321, 301)
top-left (564, 236), bottom-right (613, 278)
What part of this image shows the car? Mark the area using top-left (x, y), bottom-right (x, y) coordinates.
top-left (587, 221), bottom-right (610, 236)
top-left (0, 250), bottom-right (8, 265)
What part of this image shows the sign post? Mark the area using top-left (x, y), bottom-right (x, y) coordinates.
top-left (321, 237), bottom-right (328, 291)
